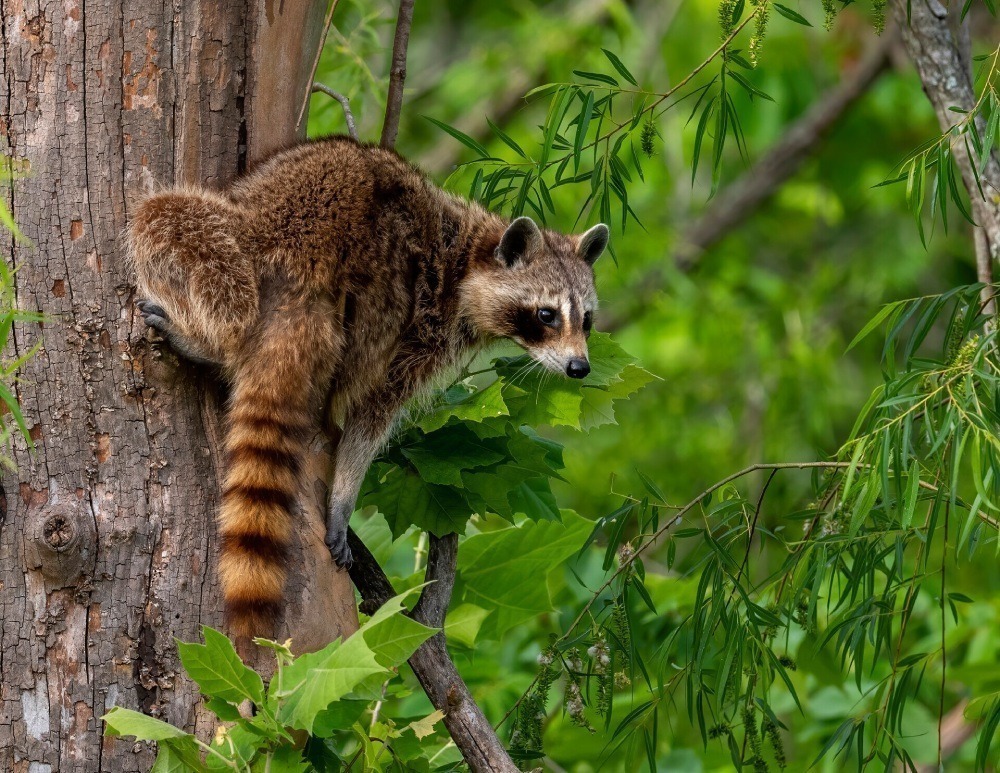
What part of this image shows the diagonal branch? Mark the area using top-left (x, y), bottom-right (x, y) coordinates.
top-left (380, 0), bottom-right (417, 149)
top-left (675, 26), bottom-right (900, 269)
top-left (347, 529), bottom-right (518, 772)
top-left (603, 28), bottom-right (898, 329)
top-left (412, 533), bottom-right (458, 627)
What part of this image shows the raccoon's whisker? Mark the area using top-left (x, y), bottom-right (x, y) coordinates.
top-left (511, 358), bottom-right (537, 388)
top-left (530, 359), bottom-right (554, 403)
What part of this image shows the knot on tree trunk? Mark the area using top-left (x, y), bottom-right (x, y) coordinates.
top-left (25, 496), bottom-right (96, 586)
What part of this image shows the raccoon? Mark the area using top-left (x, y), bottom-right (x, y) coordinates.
top-left (128, 136), bottom-right (608, 638)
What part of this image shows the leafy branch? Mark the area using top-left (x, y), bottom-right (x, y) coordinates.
top-left (429, 7), bottom-right (768, 251)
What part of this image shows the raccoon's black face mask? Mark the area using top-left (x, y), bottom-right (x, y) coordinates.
top-left (483, 217), bottom-right (607, 378)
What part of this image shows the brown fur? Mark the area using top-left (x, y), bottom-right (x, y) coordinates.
top-left (127, 136), bottom-right (607, 639)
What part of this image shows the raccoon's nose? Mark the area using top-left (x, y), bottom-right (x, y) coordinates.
top-left (566, 358), bottom-right (590, 379)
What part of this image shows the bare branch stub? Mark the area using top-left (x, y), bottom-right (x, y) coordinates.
top-left (312, 83), bottom-right (359, 140)
top-left (380, 0), bottom-right (416, 150)
top-left (347, 529), bottom-right (518, 772)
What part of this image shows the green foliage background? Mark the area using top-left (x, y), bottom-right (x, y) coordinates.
top-left (130, 1), bottom-right (999, 770)
top-left (296, 0), bottom-right (1000, 770)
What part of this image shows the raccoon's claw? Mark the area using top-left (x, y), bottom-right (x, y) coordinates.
top-left (136, 300), bottom-right (172, 334)
top-left (325, 526), bottom-right (354, 569)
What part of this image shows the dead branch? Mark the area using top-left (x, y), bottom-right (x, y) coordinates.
top-left (380, 0), bottom-right (417, 149)
top-left (603, 28), bottom-right (898, 330)
top-left (676, 26), bottom-right (900, 269)
top-left (347, 529), bottom-right (519, 772)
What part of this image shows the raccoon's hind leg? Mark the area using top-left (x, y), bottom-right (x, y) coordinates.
top-left (128, 189), bottom-right (259, 366)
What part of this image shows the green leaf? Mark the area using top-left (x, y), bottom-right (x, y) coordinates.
top-left (261, 746), bottom-right (310, 773)
top-left (444, 603), bottom-right (490, 648)
top-left (499, 368), bottom-right (584, 428)
top-left (486, 116), bottom-right (529, 159)
top-left (540, 87), bottom-right (576, 170)
top-left (277, 635), bottom-right (386, 734)
top-left (772, 3), bottom-right (813, 24)
top-left (203, 696), bottom-right (242, 722)
top-left (104, 709), bottom-right (210, 771)
top-left (523, 83), bottom-right (561, 99)
top-left (902, 459), bottom-right (920, 530)
top-left (574, 91), bottom-right (595, 174)
top-left (358, 587), bottom-right (437, 669)
top-left (458, 510), bottom-right (593, 638)
top-left (601, 49), bottom-right (639, 86)
top-left (176, 627), bottom-right (265, 706)
top-left (691, 97), bottom-right (715, 185)
top-left (586, 332), bottom-right (638, 385)
top-left (363, 467), bottom-right (473, 537)
top-left (401, 427), bottom-right (506, 486)
top-left (846, 301), bottom-right (904, 352)
top-left (423, 116), bottom-right (491, 158)
top-left (508, 476), bottom-right (561, 521)
top-left (728, 70), bottom-right (774, 102)
top-left (573, 70), bottom-right (619, 87)
top-left (580, 364), bottom-right (655, 430)
top-left (103, 707), bottom-right (194, 742)
top-left (152, 743), bottom-right (207, 773)
top-left (310, 700), bottom-right (369, 738)
top-left (0, 380), bottom-right (32, 450)
top-left (417, 380), bottom-right (509, 433)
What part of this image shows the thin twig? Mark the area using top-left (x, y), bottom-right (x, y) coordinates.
top-left (296, 0), bottom-right (342, 130)
top-left (312, 83), bottom-right (358, 140)
top-left (495, 460), bottom-right (852, 731)
top-left (380, 0), bottom-right (416, 149)
top-left (735, 469), bottom-right (777, 587)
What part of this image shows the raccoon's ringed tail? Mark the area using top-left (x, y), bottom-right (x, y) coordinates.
top-left (217, 372), bottom-right (312, 639)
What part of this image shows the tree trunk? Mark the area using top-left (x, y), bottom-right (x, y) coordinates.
top-left (0, 2), bottom-right (357, 771)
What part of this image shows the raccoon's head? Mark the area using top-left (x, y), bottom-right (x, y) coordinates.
top-left (464, 216), bottom-right (608, 379)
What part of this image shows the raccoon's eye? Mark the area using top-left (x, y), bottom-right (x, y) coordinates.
top-left (537, 308), bottom-right (558, 326)
top-left (583, 311), bottom-right (593, 334)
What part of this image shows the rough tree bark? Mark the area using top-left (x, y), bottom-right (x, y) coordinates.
top-left (0, 2), bottom-right (358, 772)
top-left (890, 0), bottom-right (1000, 301)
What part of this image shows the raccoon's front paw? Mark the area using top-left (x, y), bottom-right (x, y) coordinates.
top-left (325, 525), bottom-right (354, 569)
top-left (136, 299), bottom-right (173, 336)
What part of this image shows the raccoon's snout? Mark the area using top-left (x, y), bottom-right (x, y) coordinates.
top-left (566, 358), bottom-right (590, 379)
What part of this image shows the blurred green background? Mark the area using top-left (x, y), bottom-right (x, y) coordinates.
top-left (304, 1), bottom-right (998, 769)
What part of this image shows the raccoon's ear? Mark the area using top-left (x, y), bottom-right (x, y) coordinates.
top-left (577, 223), bottom-right (609, 265)
top-left (497, 216), bottom-right (542, 268)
